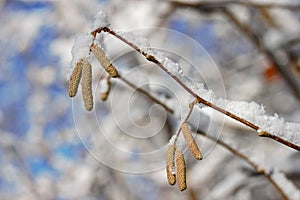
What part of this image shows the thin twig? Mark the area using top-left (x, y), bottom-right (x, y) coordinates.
top-left (285, 38), bottom-right (300, 48)
top-left (170, 0), bottom-right (300, 10)
top-left (195, 130), bottom-right (289, 200)
top-left (221, 9), bottom-right (300, 101)
top-left (93, 27), bottom-right (300, 151)
top-left (173, 99), bottom-right (198, 144)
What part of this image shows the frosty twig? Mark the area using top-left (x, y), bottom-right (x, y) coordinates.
top-left (92, 26), bottom-right (300, 152)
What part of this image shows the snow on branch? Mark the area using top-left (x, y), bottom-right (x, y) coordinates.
top-left (68, 9), bottom-right (300, 151)
top-left (216, 99), bottom-right (300, 146)
top-left (92, 26), bottom-right (300, 150)
top-left (68, 9), bottom-right (300, 193)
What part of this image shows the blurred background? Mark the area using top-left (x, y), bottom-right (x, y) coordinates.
top-left (0, 0), bottom-right (299, 199)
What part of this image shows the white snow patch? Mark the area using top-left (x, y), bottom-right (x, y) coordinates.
top-left (216, 99), bottom-right (300, 146)
top-left (99, 78), bottom-right (109, 93)
top-left (69, 33), bottom-right (94, 78)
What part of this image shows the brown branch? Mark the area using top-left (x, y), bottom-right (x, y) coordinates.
top-left (91, 27), bottom-right (300, 151)
top-left (222, 9), bottom-right (300, 101)
top-left (195, 130), bottom-right (289, 200)
top-left (286, 38), bottom-right (300, 48)
top-left (171, 0), bottom-right (300, 10)
top-left (88, 24), bottom-right (296, 198)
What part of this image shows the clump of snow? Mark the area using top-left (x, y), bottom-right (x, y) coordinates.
top-left (271, 169), bottom-right (300, 200)
top-left (189, 81), bottom-right (215, 102)
top-left (99, 78), bottom-right (109, 93)
top-left (162, 57), bottom-right (183, 75)
top-left (216, 100), bottom-right (266, 124)
top-left (70, 33), bottom-right (94, 71)
top-left (89, 10), bottom-right (109, 32)
top-left (216, 99), bottom-right (300, 146)
top-left (117, 31), bottom-right (150, 48)
top-left (143, 48), bottom-right (183, 75)
top-left (168, 135), bottom-right (177, 146)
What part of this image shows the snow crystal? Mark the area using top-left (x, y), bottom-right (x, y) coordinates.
top-left (89, 10), bottom-right (109, 31)
top-left (271, 169), bottom-right (300, 200)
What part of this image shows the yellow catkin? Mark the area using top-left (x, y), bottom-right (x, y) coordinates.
top-left (166, 145), bottom-right (176, 185)
top-left (82, 59), bottom-right (93, 111)
top-left (175, 148), bottom-right (186, 191)
top-left (182, 122), bottom-right (203, 160)
top-left (69, 59), bottom-right (83, 97)
top-left (90, 45), bottom-right (119, 78)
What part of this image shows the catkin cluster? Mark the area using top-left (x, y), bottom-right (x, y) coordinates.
top-left (69, 58), bottom-right (94, 111)
top-left (166, 122), bottom-right (203, 191)
top-left (68, 44), bottom-right (119, 111)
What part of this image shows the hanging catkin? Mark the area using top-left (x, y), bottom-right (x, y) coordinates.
top-left (90, 44), bottom-right (119, 78)
top-left (82, 59), bottom-right (93, 111)
top-left (175, 148), bottom-right (186, 191)
top-left (182, 122), bottom-right (203, 160)
top-left (69, 59), bottom-right (83, 97)
top-left (166, 145), bottom-right (176, 185)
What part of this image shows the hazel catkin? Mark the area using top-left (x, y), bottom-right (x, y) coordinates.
top-left (166, 145), bottom-right (176, 185)
top-left (82, 59), bottom-right (93, 111)
top-left (175, 148), bottom-right (186, 191)
top-left (90, 44), bottom-right (119, 78)
top-left (182, 122), bottom-right (203, 160)
top-left (69, 59), bottom-right (83, 97)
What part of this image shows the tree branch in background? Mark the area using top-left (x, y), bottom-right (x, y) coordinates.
top-left (195, 129), bottom-right (289, 200)
top-left (170, 0), bottom-right (300, 101)
top-left (170, 0), bottom-right (300, 10)
top-left (221, 9), bottom-right (300, 101)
